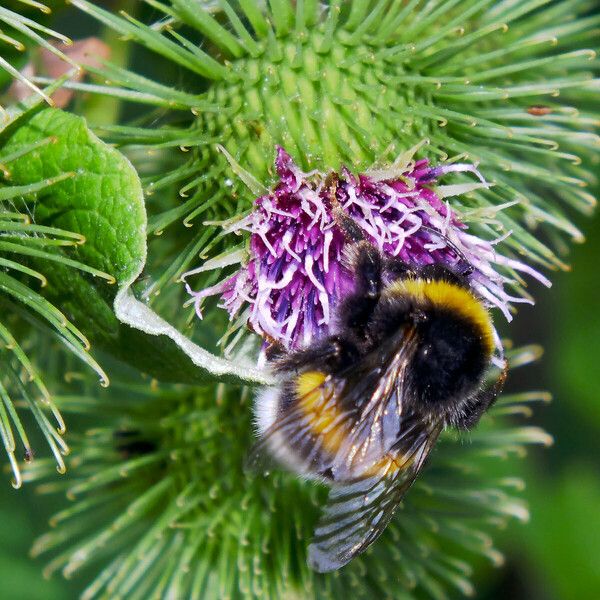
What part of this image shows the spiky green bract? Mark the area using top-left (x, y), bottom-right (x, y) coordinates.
top-left (27, 345), bottom-right (551, 600)
top-left (69, 0), bottom-right (599, 311)
top-left (0, 102), bottom-right (115, 487)
top-left (0, 1), bottom-right (75, 106)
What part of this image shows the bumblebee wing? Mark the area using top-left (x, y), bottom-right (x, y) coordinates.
top-left (308, 416), bottom-right (443, 572)
top-left (247, 374), bottom-right (354, 477)
top-left (248, 328), bottom-right (419, 479)
top-left (333, 336), bottom-right (417, 479)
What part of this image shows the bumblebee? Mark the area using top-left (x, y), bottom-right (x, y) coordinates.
top-left (251, 219), bottom-right (507, 572)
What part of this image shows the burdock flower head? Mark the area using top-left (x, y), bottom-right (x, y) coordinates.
top-left (8, 0), bottom-right (596, 598)
top-left (184, 144), bottom-right (549, 354)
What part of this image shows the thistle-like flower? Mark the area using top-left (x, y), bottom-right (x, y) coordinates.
top-left (185, 146), bottom-right (549, 353)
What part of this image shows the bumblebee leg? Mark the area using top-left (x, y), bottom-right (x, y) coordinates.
top-left (264, 338), bottom-right (286, 361)
top-left (339, 242), bottom-right (384, 340)
top-left (276, 334), bottom-right (359, 374)
top-left (419, 226), bottom-right (475, 278)
top-left (323, 171), bottom-right (365, 244)
top-left (325, 174), bottom-right (372, 245)
top-left (331, 205), bottom-right (366, 243)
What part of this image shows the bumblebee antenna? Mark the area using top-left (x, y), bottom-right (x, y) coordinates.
top-left (323, 172), bottom-right (368, 244)
top-left (420, 225), bottom-right (475, 277)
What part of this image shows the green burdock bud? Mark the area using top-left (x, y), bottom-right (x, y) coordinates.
top-left (28, 352), bottom-right (551, 599)
top-left (79, 0), bottom-right (598, 288)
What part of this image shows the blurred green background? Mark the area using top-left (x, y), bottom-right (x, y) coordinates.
top-left (1, 1), bottom-right (599, 598)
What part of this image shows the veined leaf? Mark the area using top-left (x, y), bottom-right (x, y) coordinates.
top-left (1, 107), bottom-right (271, 393)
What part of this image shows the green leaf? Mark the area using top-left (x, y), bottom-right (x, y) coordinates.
top-left (1, 107), bottom-right (271, 387)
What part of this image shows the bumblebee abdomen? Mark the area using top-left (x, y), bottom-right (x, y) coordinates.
top-left (295, 371), bottom-right (347, 455)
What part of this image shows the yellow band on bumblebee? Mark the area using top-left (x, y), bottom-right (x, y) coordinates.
top-left (387, 278), bottom-right (495, 357)
top-left (296, 371), bottom-right (346, 453)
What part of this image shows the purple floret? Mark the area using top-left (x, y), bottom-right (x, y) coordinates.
top-left (183, 147), bottom-right (550, 354)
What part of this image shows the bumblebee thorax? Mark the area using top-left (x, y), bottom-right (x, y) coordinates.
top-left (386, 277), bottom-right (494, 356)
top-left (385, 277), bottom-right (495, 408)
